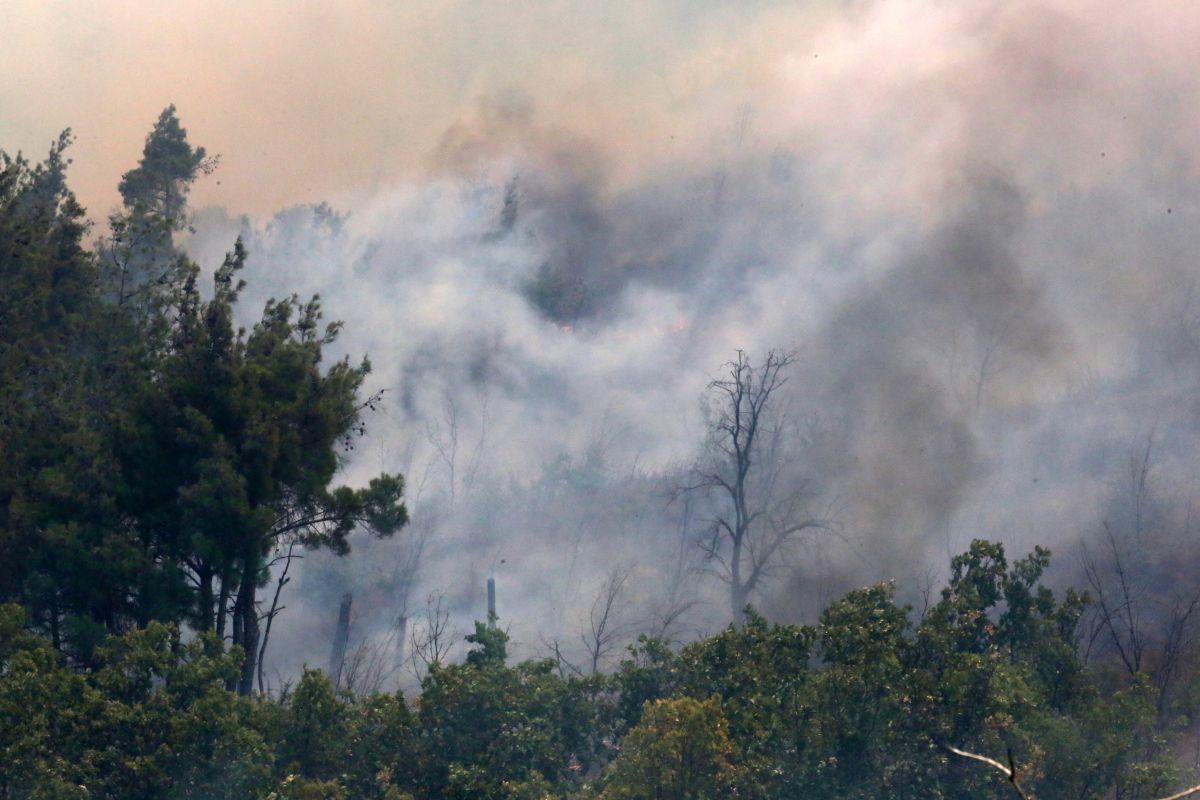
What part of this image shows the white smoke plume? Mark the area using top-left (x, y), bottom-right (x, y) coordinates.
top-left (9, 0), bottom-right (1200, 682)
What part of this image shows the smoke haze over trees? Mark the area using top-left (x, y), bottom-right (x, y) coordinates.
top-left (146, 0), bottom-right (1200, 677)
top-left (6, 0), bottom-right (1200, 796)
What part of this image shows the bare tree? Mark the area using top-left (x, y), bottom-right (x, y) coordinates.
top-left (426, 386), bottom-right (490, 507)
top-left (384, 509), bottom-right (434, 678)
top-left (339, 629), bottom-right (403, 695)
top-left (542, 635), bottom-right (582, 679)
top-left (685, 349), bottom-right (833, 619)
top-left (581, 567), bottom-right (635, 675)
top-left (648, 493), bottom-right (702, 641)
top-left (257, 542), bottom-right (301, 694)
top-left (409, 591), bottom-right (456, 681)
top-left (1081, 436), bottom-right (1200, 717)
top-left (328, 593), bottom-right (354, 689)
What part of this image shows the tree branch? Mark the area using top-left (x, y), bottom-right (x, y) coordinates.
top-left (945, 743), bottom-right (1200, 800)
top-left (943, 745), bottom-right (1030, 800)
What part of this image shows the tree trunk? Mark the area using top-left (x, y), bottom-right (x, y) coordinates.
top-left (257, 545), bottom-right (296, 695)
top-left (329, 592), bottom-right (353, 690)
top-left (197, 565), bottom-right (214, 631)
top-left (731, 582), bottom-right (749, 623)
top-left (395, 613), bottom-right (408, 676)
top-left (226, 578), bottom-right (243, 693)
top-left (730, 536), bottom-right (747, 621)
top-left (235, 550), bottom-right (260, 695)
top-left (48, 603), bottom-right (60, 651)
top-left (216, 571), bottom-right (231, 641)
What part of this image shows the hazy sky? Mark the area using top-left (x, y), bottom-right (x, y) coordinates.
top-left (7, 0), bottom-right (1196, 226)
top-left (2, 0), bottom-right (841, 218)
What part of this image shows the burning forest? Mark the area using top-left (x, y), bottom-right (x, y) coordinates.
top-left (4, 1), bottom-right (1200, 797)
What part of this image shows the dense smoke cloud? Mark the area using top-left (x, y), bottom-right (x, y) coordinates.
top-left (9, 0), bottom-right (1200, 682)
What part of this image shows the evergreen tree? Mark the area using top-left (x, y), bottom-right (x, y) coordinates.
top-left (123, 241), bottom-right (408, 692)
top-left (1, 112), bottom-right (408, 681)
top-left (102, 105), bottom-right (215, 314)
top-left (0, 131), bottom-right (146, 658)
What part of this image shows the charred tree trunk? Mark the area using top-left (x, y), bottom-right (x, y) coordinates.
top-left (396, 613), bottom-right (409, 675)
top-left (730, 535), bottom-right (746, 620)
top-left (487, 577), bottom-right (497, 627)
top-left (329, 592), bottom-right (353, 690)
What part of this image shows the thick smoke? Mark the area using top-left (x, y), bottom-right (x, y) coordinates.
top-left (99, 0), bottom-right (1200, 682)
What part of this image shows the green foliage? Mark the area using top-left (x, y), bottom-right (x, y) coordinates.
top-left (466, 621), bottom-right (509, 669)
top-left (598, 696), bottom-right (737, 800)
top-left (1021, 678), bottom-right (1177, 800)
top-left (116, 105), bottom-right (214, 221)
top-left (672, 610), bottom-right (815, 798)
top-left (104, 104), bottom-right (216, 310)
top-left (265, 775), bottom-right (346, 800)
top-left (0, 604), bottom-right (272, 799)
top-left (0, 604), bottom-right (91, 798)
top-left (1, 533), bottom-right (1195, 799)
top-left (1, 108), bottom-right (407, 686)
top-left (611, 635), bottom-right (680, 734)
top-left (0, 129), bottom-right (93, 355)
top-left (0, 132), bottom-right (150, 661)
top-left (806, 583), bottom-right (915, 798)
top-left (341, 691), bottom-right (417, 800)
top-left (277, 669), bottom-right (350, 783)
top-left (415, 625), bottom-right (593, 799)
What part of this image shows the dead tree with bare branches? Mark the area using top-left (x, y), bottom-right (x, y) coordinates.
top-left (581, 567), bottom-right (637, 675)
top-left (1081, 437), bottom-right (1200, 718)
top-left (408, 591), bottom-right (456, 681)
top-left (685, 349), bottom-right (833, 619)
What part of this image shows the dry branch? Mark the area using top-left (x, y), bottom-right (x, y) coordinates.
top-left (945, 743), bottom-right (1200, 800)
